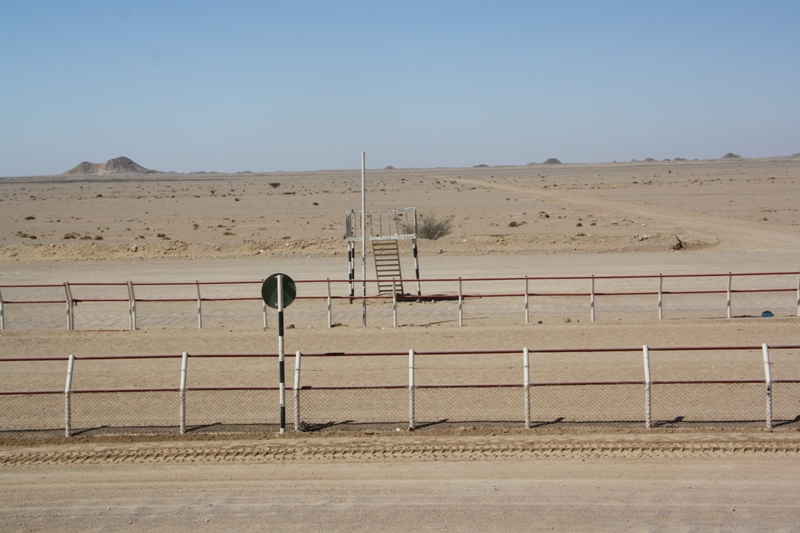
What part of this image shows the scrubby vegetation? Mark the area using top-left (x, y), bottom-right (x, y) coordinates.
top-left (417, 212), bottom-right (453, 240)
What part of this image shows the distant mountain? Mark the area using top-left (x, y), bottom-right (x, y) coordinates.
top-left (63, 156), bottom-right (154, 175)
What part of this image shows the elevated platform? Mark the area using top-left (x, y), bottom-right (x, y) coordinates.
top-left (345, 207), bottom-right (417, 242)
top-left (346, 207), bottom-right (420, 297)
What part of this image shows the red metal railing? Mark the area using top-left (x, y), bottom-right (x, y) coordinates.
top-left (2, 270), bottom-right (798, 330)
top-left (2, 344), bottom-right (799, 436)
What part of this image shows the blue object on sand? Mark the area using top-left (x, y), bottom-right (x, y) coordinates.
top-left (761, 310), bottom-right (774, 317)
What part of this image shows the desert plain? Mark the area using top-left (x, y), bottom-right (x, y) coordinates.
top-left (2, 155), bottom-right (800, 531)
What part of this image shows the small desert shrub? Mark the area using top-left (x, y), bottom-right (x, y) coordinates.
top-left (417, 212), bottom-right (453, 240)
top-left (269, 182), bottom-right (281, 188)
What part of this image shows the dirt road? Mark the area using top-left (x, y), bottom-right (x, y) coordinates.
top-left (2, 433), bottom-right (800, 531)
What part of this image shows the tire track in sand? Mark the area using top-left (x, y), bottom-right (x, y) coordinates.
top-left (450, 176), bottom-right (800, 252)
top-left (3, 437), bottom-right (800, 467)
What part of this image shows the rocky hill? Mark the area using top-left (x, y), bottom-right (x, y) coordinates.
top-left (63, 157), bottom-right (154, 175)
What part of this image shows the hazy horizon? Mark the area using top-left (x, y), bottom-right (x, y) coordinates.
top-left (7, 151), bottom-right (800, 179)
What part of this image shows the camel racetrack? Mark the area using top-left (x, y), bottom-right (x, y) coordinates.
top-left (2, 157), bottom-right (800, 531)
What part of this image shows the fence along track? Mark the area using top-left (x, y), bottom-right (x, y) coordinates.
top-left (2, 345), bottom-right (800, 438)
top-left (1, 270), bottom-right (798, 330)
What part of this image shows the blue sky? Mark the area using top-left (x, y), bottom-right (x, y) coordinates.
top-left (1, 0), bottom-right (799, 176)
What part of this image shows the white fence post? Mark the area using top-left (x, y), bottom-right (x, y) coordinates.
top-left (409, 349), bottom-right (415, 430)
top-left (0, 287), bottom-right (4, 330)
top-left (643, 345), bottom-right (652, 429)
top-left (326, 279), bottom-right (332, 328)
top-left (590, 276), bottom-right (595, 323)
top-left (727, 273), bottom-right (732, 319)
top-left (392, 279), bottom-right (398, 328)
top-left (196, 281), bottom-right (202, 329)
top-left (179, 351), bottom-right (188, 434)
top-left (64, 282), bottom-right (74, 330)
top-left (763, 343), bottom-right (773, 430)
top-left (658, 274), bottom-right (663, 320)
top-left (458, 278), bottom-right (463, 327)
top-left (524, 347), bottom-right (530, 429)
top-left (127, 281), bottom-right (137, 331)
top-left (294, 351), bottom-right (302, 431)
top-left (524, 277), bottom-right (530, 325)
top-left (65, 354), bottom-right (75, 438)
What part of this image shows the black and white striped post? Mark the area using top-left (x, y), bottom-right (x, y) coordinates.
top-left (277, 274), bottom-right (285, 434)
top-left (412, 238), bottom-right (421, 296)
top-left (261, 273), bottom-right (296, 436)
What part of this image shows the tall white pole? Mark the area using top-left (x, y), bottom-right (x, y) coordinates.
top-left (361, 152), bottom-right (367, 327)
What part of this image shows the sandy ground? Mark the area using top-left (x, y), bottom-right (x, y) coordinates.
top-left (2, 157), bottom-right (800, 531)
top-left (2, 157), bottom-right (799, 264)
top-left (3, 446), bottom-right (800, 532)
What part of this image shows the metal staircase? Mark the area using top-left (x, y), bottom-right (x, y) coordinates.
top-left (372, 240), bottom-right (403, 295)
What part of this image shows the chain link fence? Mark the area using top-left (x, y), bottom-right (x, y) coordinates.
top-left (2, 345), bottom-right (799, 437)
top-left (2, 271), bottom-right (797, 330)
top-left (0, 284), bottom-right (66, 329)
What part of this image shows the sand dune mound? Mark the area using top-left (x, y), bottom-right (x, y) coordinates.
top-left (543, 158), bottom-right (561, 165)
top-left (63, 156), bottom-right (153, 175)
top-left (721, 152), bottom-right (742, 159)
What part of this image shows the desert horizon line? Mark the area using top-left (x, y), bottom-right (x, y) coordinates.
top-left (3, 151), bottom-right (800, 179)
